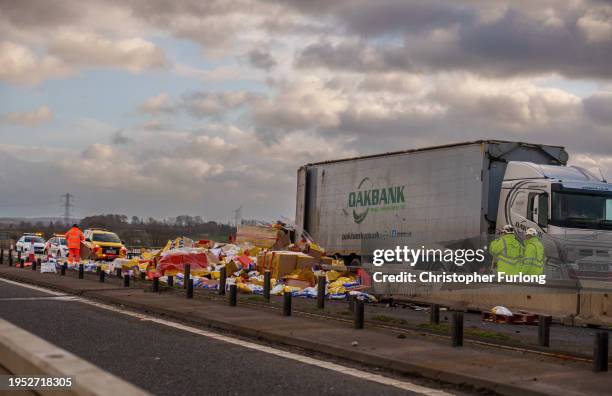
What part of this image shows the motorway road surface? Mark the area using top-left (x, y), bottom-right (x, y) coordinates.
top-left (0, 278), bottom-right (465, 396)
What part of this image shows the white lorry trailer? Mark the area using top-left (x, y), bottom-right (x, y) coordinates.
top-left (295, 140), bottom-right (612, 280)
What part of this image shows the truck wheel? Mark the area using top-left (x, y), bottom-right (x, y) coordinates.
top-left (347, 257), bottom-right (361, 267)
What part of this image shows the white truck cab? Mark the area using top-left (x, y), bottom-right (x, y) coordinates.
top-left (498, 162), bottom-right (612, 279)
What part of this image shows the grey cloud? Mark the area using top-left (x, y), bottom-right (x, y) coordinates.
top-left (111, 130), bottom-right (133, 145)
top-left (122, 0), bottom-right (270, 50)
top-left (0, 0), bottom-right (84, 29)
top-left (181, 91), bottom-right (259, 118)
top-left (333, 0), bottom-right (476, 37)
top-left (293, 2), bottom-right (612, 79)
top-left (443, 9), bottom-right (612, 78)
top-left (7, 0), bottom-right (612, 80)
top-left (357, 74), bottom-right (423, 93)
top-left (296, 41), bottom-right (397, 72)
top-left (584, 92), bottom-right (612, 125)
top-left (248, 75), bottom-right (612, 162)
top-left (247, 48), bottom-right (277, 71)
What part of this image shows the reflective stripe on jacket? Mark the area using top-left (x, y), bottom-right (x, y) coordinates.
top-left (522, 237), bottom-right (545, 275)
top-left (489, 234), bottom-right (524, 275)
top-left (65, 227), bottom-right (84, 249)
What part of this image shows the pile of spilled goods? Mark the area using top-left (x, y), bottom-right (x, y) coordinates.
top-left (42, 223), bottom-right (376, 302)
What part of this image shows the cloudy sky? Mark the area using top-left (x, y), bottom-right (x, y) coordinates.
top-left (1, 0), bottom-right (612, 222)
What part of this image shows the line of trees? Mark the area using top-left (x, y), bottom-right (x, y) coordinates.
top-left (0, 214), bottom-right (236, 247)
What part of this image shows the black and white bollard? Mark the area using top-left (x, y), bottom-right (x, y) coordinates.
top-left (317, 276), bottom-right (326, 309)
top-left (263, 270), bottom-right (271, 301)
top-left (593, 331), bottom-right (609, 372)
top-left (430, 304), bottom-right (440, 325)
top-left (354, 299), bottom-right (365, 329)
top-left (283, 291), bottom-right (292, 316)
top-left (452, 312), bottom-right (464, 347)
top-left (78, 263), bottom-right (84, 279)
top-left (31, 257), bottom-right (37, 271)
top-left (167, 275), bottom-right (174, 287)
top-left (219, 266), bottom-right (227, 295)
top-left (538, 315), bottom-right (551, 347)
top-left (229, 284), bottom-right (237, 306)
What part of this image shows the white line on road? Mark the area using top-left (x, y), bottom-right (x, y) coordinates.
top-left (0, 277), bottom-right (66, 296)
top-left (0, 296), bottom-right (77, 301)
top-left (0, 277), bottom-right (454, 396)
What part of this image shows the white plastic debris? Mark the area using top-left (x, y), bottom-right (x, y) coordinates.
top-left (491, 306), bottom-right (513, 316)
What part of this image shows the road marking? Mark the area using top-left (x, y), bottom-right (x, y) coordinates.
top-left (0, 296), bottom-right (77, 301)
top-left (0, 277), bottom-right (66, 296)
top-left (0, 278), bottom-right (454, 396)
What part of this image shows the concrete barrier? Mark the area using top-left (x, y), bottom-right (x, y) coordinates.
top-left (407, 288), bottom-right (579, 320)
top-left (366, 265), bottom-right (603, 324)
top-left (576, 292), bottom-right (612, 327)
top-left (0, 318), bottom-right (150, 396)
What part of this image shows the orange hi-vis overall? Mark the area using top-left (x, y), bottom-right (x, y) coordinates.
top-left (65, 227), bottom-right (84, 263)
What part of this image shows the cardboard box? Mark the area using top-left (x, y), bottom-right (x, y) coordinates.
top-left (256, 252), bottom-right (266, 272)
top-left (320, 256), bottom-right (334, 265)
top-left (296, 253), bottom-right (318, 270)
top-left (225, 260), bottom-right (239, 276)
top-left (270, 252), bottom-right (298, 279)
top-left (272, 232), bottom-right (291, 250)
top-left (304, 243), bottom-right (324, 261)
top-left (263, 251), bottom-right (276, 272)
top-left (236, 225), bottom-right (282, 249)
top-left (80, 241), bottom-right (93, 259)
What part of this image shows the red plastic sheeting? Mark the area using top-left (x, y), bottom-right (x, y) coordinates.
top-left (236, 254), bottom-right (253, 268)
top-left (157, 249), bottom-right (208, 275)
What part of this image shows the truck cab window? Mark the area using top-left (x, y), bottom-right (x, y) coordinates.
top-left (537, 194), bottom-right (548, 227)
top-left (607, 199), bottom-right (612, 221)
top-left (528, 193), bottom-right (549, 227)
top-left (552, 192), bottom-right (612, 229)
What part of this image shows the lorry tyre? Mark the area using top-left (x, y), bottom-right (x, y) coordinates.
top-left (347, 256), bottom-right (361, 267)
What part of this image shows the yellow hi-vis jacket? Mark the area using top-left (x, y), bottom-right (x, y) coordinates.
top-left (489, 233), bottom-right (523, 275)
top-left (522, 237), bottom-right (545, 275)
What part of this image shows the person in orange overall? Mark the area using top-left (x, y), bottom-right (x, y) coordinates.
top-left (65, 224), bottom-right (84, 264)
